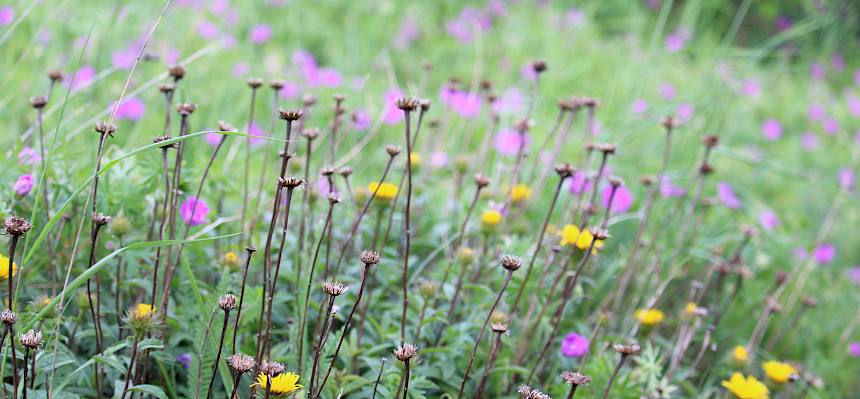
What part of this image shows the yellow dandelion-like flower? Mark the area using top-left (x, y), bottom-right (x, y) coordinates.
top-left (368, 182), bottom-right (398, 201)
top-left (223, 251), bottom-right (239, 267)
top-left (762, 360), bottom-right (798, 384)
top-left (0, 254), bottom-right (18, 281)
top-left (481, 209), bottom-right (502, 226)
top-left (559, 224), bottom-right (581, 246)
top-left (685, 302), bottom-right (699, 315)
top-left (253, 372), bottom-right (303, 395)
top-left (635, 309), bottom-right (665, 326)
top-left (510, 184), bottom-right (532, 203)
top-left (134, 304), bottom-right (156, 319)
top-left (409, 152), bottom-right (422, 166)
top-left (721, 373), bottom-right (769, 399)
top-left (575, 229), bottom-right (605, 253)
top-left (732, 345), bottom-right (748, 364)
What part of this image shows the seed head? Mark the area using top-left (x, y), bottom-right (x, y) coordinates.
top-left (699, 162), bottom-right (714, 175)
top-left (327, 193), bottom-right (342, 204)
top-left (259, 360), bottom-right (285, 376)
top-left (1, 310), bottom-right (17, 325)
top-left (19, 329), bottom-right (42, 350)
top-left (278, 109), bottom-right (303, 121)
top-left (302, 93), bottom-right (318, 107)
top-left (386, 145), bottom-right (402, 157)
top-left (269, 80), bottom-right (285, 90)
top-left (246, 78), bottom-right (263, 89)
top-left (703, 135), bottom-right (719, 148)
top-left (394, 343), bottom-right (418, 361)
top-left (419, 99), bottom-right (431, 111)
top-left (660, 116), bottom-right (679, 130)
top-left (395, 96), bottom-right (419, 111)
top-left (176, 103), bottom-right (196, 116)
top-left (48, 69), bottom-right (64, 82)
top-left (229, 353), bottom-right (256, 373)
top-left (803, 296), bottom-right (818, 307)
top-left (320, 166), bottom-right (336, 176)
top-left (558, 98), bottom-right (579, 112)
top-left (153, 135), bottom-right (177, 149)
top-left (338, 166), bottom-right (353, 177)
top-left (92, 213), bottom-right (112, 226)
top-left (639, 175), bottom-right (656, 186)
top-left (514, 118), bottom-right (532, 133)
top-left (595, 143), bottom-right (617, 154)
top-left (279, 177), bottom-right (304, 189)
top-left (94, 120), bottom-right (117, 136)
top-left (561, 371), bottom-right (591, 386)
top-left (500, 255), bottom-right (523, 271)
top-left (553, 163), bottom-right (575, 178)
top-left (590, 228), bottom-right (610, 240)
top-left (531, 60), bottom-right (548, 74)
top-left (158, 83), bottom-right (175, 94)
top-left (360, 250), bottom-right (381, 265)
top-left (473, 173), bottom-right (490, 188)
top-left (323, 281), bottom-right (348, 296)
top-left (218, 294), bottom-right (237, 311)
top-left (491, 323), bottom-right (509, 333)
top-left (167, 64), bottom-right (186, 80)
top-left (302, 127), bottom-right (320, 140)
top-left (218, 121), bottom-right (236, 132)
top-left (581, 97), bottom-right (600, 108)
top-left (517, 385), bottom-right (551, 399)
top-left (479, 80), bottom-right (493, 91)
top-left (613, 343), bottom-right (641, 355)
top-left (608, 176), bottom-right (623, 187)
top-left (4, 216), bottom-right (33, 236)
top-left (30, 96), bottom-right (48, 109)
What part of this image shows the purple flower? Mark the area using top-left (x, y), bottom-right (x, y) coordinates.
top-left (838, 168), bottom-right (855, 191)
top-left (494, 128), bottom-right (525, 156)
top-left (807, 104), bottom-right (825, 122)
top-left (445, 7), bottom-right (493, 44)
top-left (316, 177), bottom-right (335, 196)
top-left (660, 177), bottom-right (685, 198)
top-left (761, 119), bottom-right (783, 140)
top-left (801, 133), bottom-right (818, 151)
top-left (0, 6), bottom-right (13, 25)
top-left (219, 34), bottom-right (236, 49)
top-left (739, 79), bottom-right (761, 97)
top-left (520, 63), bottom-right (538, 81)
top-left (278, 81), bottom-right (301, 100)
top-left (810, 63), bottom-right (826, 80)
top-left (492, 88), bottom-right (525, 115)
top-left (18, 147), bottom-right (41, 165)
top-left (196, 20), bottom-right (219, 39)
top-left (832, 53), bottom-right (846, 72)
top-left (631, 99), bottom-right (648, 114)
top-left (846, 266), bottom-right (860, 285)
top-left (312, 67), bottom-right (342, 88)
top-left (792, 248), bottom-right (808, 260)
top-left (812, 244), bottom-right (835, 264)
top-left (249, 24), bottom-right (272, 44)
top-left (111, 47), bottom-right (139, 70)
top-left (676, 103), bottom-right (694, 123)
top-left (846, 94), bottom-right (860, 117)
top-left (849, 342), bottom-right (860, 357)
top-left (67, 65), bottom-right (96, 92)
top-left (382, 89), bottom-right (405, 125)
top-left (659, 83), bottom-right (676, 100)
top-left (854, 69), bottom-right (860, 86)
top-left (601, 184), bottom-right (633, 213)
top-left (446, 90), bottom-right (481, 118)
top-left (177, 353), bottom-right (192, 369)
top-left (232, 62), bottom-right (249, 78)
top-left (822, 118), bottom-right (839, 135)
top-left (351, 109), bottom-right (372, 131)
top-left (716, 182), bottom-right (742, 209)
top-left (759, 209), bottom-right (779, 231)
top-left (13, 175), bottom-right (34, 196)
top-left (664, 33), bottom-right (686, 53)
top-left (394, 17), bottom-right (420, 49)
top-left (114, 97), bottom-right (146, 121)
top-left (247, 122), bottom-right (266, 146)
top-left (567, 171), bottom-right (592, 195)
top-left (430, 151), bottom-right (449, 168)
top-left (180, 196), bottom-right (210, 226)
top-left (776, 15), bottom-right (792, 31)
top-left (205, 132), bottom-right (222, 146)
top-left (560, 332), bottom-right (589, 358)
top-left (566, 8), bottom-right (586, 27)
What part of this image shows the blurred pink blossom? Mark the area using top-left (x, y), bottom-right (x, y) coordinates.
top-left (492, 88), bottom-right (525, 115)
top-left (394, 17), bottom-right (420, 49)
top-left (659, 83), bottom-right (676, 100)
top-left (822, 118), bottom-right (839, 135)
top-left (351, 109), bottom-right (372, 131)
top-left (601, 184), bottom-right (633, 213)
top-left (250, 24), bottom-right (272, 44)
top-left (0, 6), bottom-right (13, 25)
top-left (13, 175), bottom-right (34, 196)
top-left (832, 53), bottom-right (845, 72)
top-left (801, 133), bottom-right (818, 151)
top-left (776, 16), bottom-right (792, 32)
top-left (520, 63), bottom-right (538, 81)
top-left (761, 119), bottom-right (782, 140)
top-left (494, 128), bottom-right (525, 156)
top-left (660, 177), bottom-right (685, 198)
top-left (114, 97), bottom-right (146, 121)
top-left (807, 104), bottom-right (825, 121)
top-left (180, 196), bottom-right (210, 226)
top-left (810, 63), bottom-right (825, 80)
top-left (196, 20), bottom-right (219, 39)
top-left (676, 103), bottom-right (694, 123)
top-left (631, 99), bottom-right (648, 114)
top-left (716, 182), bottom-right (741, 209)
top-left (664, 33), bottom-right (686, 53)
top-left (232, 62), bottom-right (249, 77)
top-left (382, 89), bottom-right (405, 125)
top-left (567, 171), bottom-right (592, 195)
top-left (847, 266), bottom-right (860, 285)
top-left (850, 342), bottom-right (860, 357)
top-left (566, 8), bottom-right (586, 27)
top-left (560, 332), bottom-right (589, 358)
top-left (278, 81), bottom-right (301, 100)
top-left (430, 152), bottom-right (449, 168)
top-left (838, 168), bottom-right (855, 191)
top-left (18, 147), bottom-right (41, 165)
top-left (812, 244), bottom-right (835, 264)
top-left (67, 65), bottom-right (96, 91)
top-left (846, 94), bottom-right (860, 116)
top-left (739, 79), bottom-right (761, 97)
top-left (759, 209), bottom-right (779, 231)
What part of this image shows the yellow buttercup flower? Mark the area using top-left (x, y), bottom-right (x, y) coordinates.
top-left (409, 152), bottom-right (422, 166)
top-left (223, 252), bottom-right (239, 268)
top-left (134, 304), bottom-right (156, 319)
top-left (253, 372), bottom-right (303, 395)
top-left (0, 254), bottom-right (18, 280)
top-left (762, 360), bottom-right (798, 383)
top-left (510, 184), bottom-right (532, 203)
top-left (481, 209), bottom-right (502, 226)
top-left (368, 182), bottom-right (398, 201)
top-left (732, 345), bottom-right (748, 364)
top-left (685, 302), bottom-right (699, 315)
top-left (575, 229), bottom-right (605, 252)
top-left (722, 373), bottom-right (769, 399)
top-left (635, 309), bottom-right (665, 326)
top-left (559, 224), bottom-right (581, 246)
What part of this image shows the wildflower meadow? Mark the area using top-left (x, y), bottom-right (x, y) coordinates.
top-left (1, 0), bottom-right (859, 398)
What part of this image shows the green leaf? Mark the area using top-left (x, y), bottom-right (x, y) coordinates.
top-left (127, 384), bottom-right (169, 399)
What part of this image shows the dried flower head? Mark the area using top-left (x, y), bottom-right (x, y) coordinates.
top-left (176, 103), bottom-right (196, 116)
top-left (338, 166), bottom-right (353, 177)
top-left (302, 127), bottom-right (320, 140)
top-left (218, 294), bottom-right (237, 311)
top-left (280, 177), bottom-right (304, 189)
top-left (395, 96), bottom-right (419, 111)
top-left (703, 135), bottom-right (719, 148)
top-left (660, 116), bottom-right (680, 129)
top-left (320, 166), bottom-right (336, 176)
top-left (218, 121), bottom-right (236, 132)
top-left (613, 343), bottom-right (641, 356)
top-left (553, 163), bottom-right (575, 178)
top-left (473, 173), bottom-right (490, 188)
top-left (517, 384), bottom-right (551, 399)
top-left (229, 353), bottom-right (256, 373)
top-left (269, 80), bottom-right (285, 90)
top-left (19, 329), bottom-right (42, 350)
top-left (500, 255), bottom-right (523, 271)
top-left (514, 118), bottom-right (532, 133)
top-left (491, 323), bottom-right (509, 333)
top-left (1, 309), bottom-right (17, 325)
top-left (595, 143), bottom-right (617, 154)
top-left (327, 193), bottom-right (342, 204)
top-left (322, 281), bottom-right (348, 296)
top-left (419, 99), bottom-right (431, 111)
top-left (581, 97), bottom-right (600, 108)
top-left (94, 120), bottom-right (117, 136)
top-left (259, 360), bottom-right (285, 376)
top-left (608, 176), bottom-right (623, 187)
top-left (302, 93), bottom-right (317, 107)
top-left (385, 145), bottom-right (402, 157)
top-left (48, 69), bottom-right (64, 82)
top-left (561, 371), bottom-right (591, 385)
top-left (158, 83), bottom-right (175, 94)
top-left (699, 162), bottom-right (715, 175)
top-left (558, 98), bottom-right (579, 112)
top-left (167, 64), bottom-right (186, 80)
top-left (30, 96), bottom-right (48, 109)
top-left (531, 60), bottom-right (548, 73)
top-left (246, 78), bottom-right (263, 89)
top-left (360, 250), bottom-right (381, 265)
top-left (278, 109), bottom-right (303, 121)
top-left (4, 216), bottom-right (33, 236)
top-left (394, 343), bottom-right (418, 361)
top-left (774, 271), bottom-right (789, 286)
top-left (92, 213), bottom-right (112, 226)
top-left (639, 175), bottom-right (656, 186)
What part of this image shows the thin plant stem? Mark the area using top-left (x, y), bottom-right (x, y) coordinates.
top-left (475, 330), bottom-right (504, 398)
top-left (309, 296), bottom-right (336, 396)
top-left (240, 86), bottom-right (260, 246)
top-left (206, 308), bottom-right (231, 399)
top-left (371, 358), bottom-right (386, 399)
top-left (401, 109), bottom-right (415, 345)
top-left (232, 247), bottom-right (257, 354)
top-left (120, 336), bottom-right (140, 399)
top-left (600, 354), bottom-right (628, 399)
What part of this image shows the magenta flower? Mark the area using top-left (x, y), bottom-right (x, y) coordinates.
top-left (492, 88), bottom-right (525, 115)
top-left (316, 177), bottom-right (335, 196)
top-left (838, 168), bottom-right (855, 191)
top-left (196, 20), bottom-right (219, 39)
top-left (759, 209), bottom-right (779, 231)
top-left (163, 47), bottom-right (180, 65)
top-left (822, 118), bottom-right (839, 135)
top-left (567, 171), bottom-right (592, 195)
top-left (219, 34), bottom-right (236, 49)
top-left (601, 184), bottom-right (633, 213)
top-left (18, 147), bottom-right (41, 165)
top-left (114, 97), bottom-right (146, 121)
top-left (566, 8), bottom-right (586, 27)
top-left (494, 128), bottom-right (525, 156)
top-left (111, 47), bottom-right (138, 70)
top-left (232, 62), bottom-right (249, 78)
top-left (659, 83), bottom-right (676, 100)
top-left (631, 99), bottom-right (648, 114)
top-left (776, 15), bottom-right (792, 32)
top-left (832, 53), bottom-right (845, 72)
top-left (739, 79), bottom-right (761, 97)
top-left (716, 182), bottom-right (742, 209)
top-left (278, 80), bottom-right (301, 100)
top-left (67, 65), bottom-right (96, 91)
top-left (312, 67), bottom-right (342, 88)
top-left (761, 119), bottom-right (783, 140)
top-left (810, 63), bottom-right (826, 80)
top-left (846, 94), bottom-right (860, 117)
top-left (807, 104), bottom-right (825, 121)
top-left (676, 103), bottom-right (694, 123)
top-left (849, 342), bottom-right (860, 357)
top-left (249, 24), bottom-right (272, 44)
top-left (846, 266), bottom-right (860, 285)
top-left (394, 17), bottom-right (420, 49)
top-left (520, 63), bottom-right (538, 81)
top-left (659, 177), bottom-right (685, 198)
top-left (430, 151), bottom-right (449, 168)
top-left (801, 133), bottom-right (818, 151)
top-left (13, 175), bottom-right (34, 196)
top-left (382, 89), bottom-right (405, 125)
top-left (247, 122), bottom-right (266, 146)
top-left (0, 6), bottom-right (13, 25)
top-left (180, 196), bottom-right (210, 226)
top-left (812, 244), bottom-right (835, 264)
top-left (351, 109), bottom-right (372, 131)
top-left (205, 132), bottom-right (222, 146)
top-left (560, 332), bottom-right (589, 358)
top-left (664, 33), bottom-right (686, 53)
top-left (446, 90), bottom-right (481, 118)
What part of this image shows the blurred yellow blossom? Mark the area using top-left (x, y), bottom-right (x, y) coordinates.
top-left (732, 345), bottom-right (748, 364)
top-left (721, 373), bottom-right (769, 399)
top-left (481, 210), bottom-right (502, 226)
top-left (0, 255), bottom-right (18, 280)
top-left (510, 184), bottom-right (532, 203)
top-left (635, 308), bottom-right (665, 326)
top-left (368, 182), bottom-right (398, 201)
top-left (762, 361), bottom-right (797, 383)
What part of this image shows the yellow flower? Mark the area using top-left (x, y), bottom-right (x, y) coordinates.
top-left (635, 309), bottom-right (665, 326)
top-left (559, 224), bottom-right (581, 246)
top-left (409, 152), bottom-right (422, 166)
top-left (510, 184), bottom-right (532, 203)
top-left (685, 302), bottom-right (699, 315)
top-left (134, 304), bottom-right (156, 319)
top-left (253, 372), bottom-right (303, 395)
top-left (722, 373), bottom-right (769, 399)
top-left (223, 252), bottom-right (239, 268)
top-left (575, 229), bottom-right (605, 252)
top-left (368, 182), bottom-right (398, 201)
top-left (732, 345), bottom-right (748, 364)
top-left (481, 210), bottom-right (502, 226)
top-left (762, 360), bottom-right (797, 384)
top-left (0, 254), bottom-right (18, 280)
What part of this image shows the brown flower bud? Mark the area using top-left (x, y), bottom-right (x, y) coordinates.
top-left (158, 83), bottom-right (175, 94)
top-left (703, 135), bottom-right (719, 148)
top-left (4, 216), bottom-right (32, 236)
top-left (360, 250), bottom-right (381, 265)
top-left (561, 371), bottom-right (591, 386)
top-left (394, 343), bottom-right (418, 361)
top-left (19, 329), bottom-right (42, 350)
top-left (246, 78), bottom-right (263, 89)
top-left (323, 281), bottom-right (348, 296)
top-left (92, 213), bottom-right (112, 226)
top-left (218, 294), bottom-right (237, 311)
top-left (500, 255), bottom-right (523, 271)
top-left (278, 109), bottom-right (303, 121)
top-left (385, 145), bottom-right (402, 157)
top-left (29, 96), bottom-right (47, 109)
top-left (595, 143), bottom-right (617, 154)
top-left (474, 173), bottom-right (490, 188)
top-left (167, 64), bottom-right (186, 80)
top-left (48, 70), bottom-right (64, 83)
top-left (531, 60), bottom-right (547, 73)
top-left (176, 103), bottom-right (196, 116)
top-left (94, 120), bottom-right (117, 136)
top-left (259, 360), bottom-right (284, 376)
top-left (269, 80), bottom-right (285, 90)
top-left (613, 343), bottom-right (641, 355)
top-left (338, 166), bottom-right (353, 177)
top-left (395, 96), bottom-right (419, 111)
top-left (660, 116), bottom-right (679, 130)
top-left (553, 163), bottom-right (575, 178)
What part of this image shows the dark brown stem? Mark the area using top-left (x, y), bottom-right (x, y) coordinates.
top-left (8, 324), bottom-right (19, 399)
top-left (229, 371), bottom-right (244, 399)
top-left (371, 358), bottom-right (386, 399)
top-left (578, 152), bottom-right (610, 229)
top-left (600, 354), bottom-right (628, 399)
top-left (566, 384), bottom-right (578, 399)
top-left (240, 86), bottom-right (259, 246)
top-left (297, 200), bottom-right (336, 374)
top-left (401, 110), bottom-right (414, 345)
top-left (207, 309), bottom-right (231, 399)
top-left (263, 186), bottom-right (297, 359)
top-left (151, 147), bottom-right (171, 306)
top-left (401, 359), bottom-right (411, 399)
top-left (21, 348), bottom-right (29, 399)
top-left (309, 296), bottom-right (336, 396)
top-left (232, 247), bottom-right (257, 355)
top-left (7, 235), bottom-right (18, 310)
top-left (475, 331), bottom-right (503, 398)
top-left (120, 336), bottom-right (140, 399)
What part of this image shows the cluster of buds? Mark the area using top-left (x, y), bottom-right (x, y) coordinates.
top-left (229, 353), bottom-right (256, 374)
top-left (4, 216), bottom-right (32, 236)
top-left (259, 360), bottom-right (285, 377)
top-left (218, 294), bottom-right (237, 312)
top-left (19, 329), bottom-right (42, 350)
